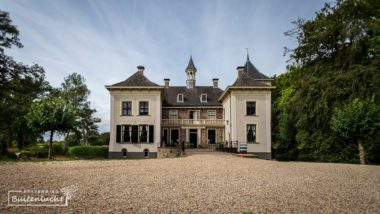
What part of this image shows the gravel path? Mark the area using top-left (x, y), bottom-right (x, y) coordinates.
top-left (0, 152), bottom-right (379, 213)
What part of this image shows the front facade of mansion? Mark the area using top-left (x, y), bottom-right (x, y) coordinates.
top-left (105, 55), bottom-right (275, 159)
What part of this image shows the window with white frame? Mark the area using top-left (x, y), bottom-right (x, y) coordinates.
top-left (246, 101), bottom-right (256, 116)
top-left (169, 110), bottom-right (178, 119)
top-left (201, 94), bottom-right (207, 102)
top-left (139, 101), bottom-right (149, 115)
top-left (207, 110), bottom-right (216, 119)
top-left (247, 124), bottom-right (257, 143)
top-left (177, 94), bottom-right (184, 102)
top-left (121, 101), bottom-right (132, 116)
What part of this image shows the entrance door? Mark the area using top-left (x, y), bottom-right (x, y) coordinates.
top-left (208, 129), bottom-right (216, 144)
top-left (170, 129), bottom-right (179, 145)
top-left (189, 129), bottom-right (197, 148)
top-left (162, 129), bottom-right (168, 147)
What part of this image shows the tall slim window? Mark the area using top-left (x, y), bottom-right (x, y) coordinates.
top-left (123, 125), bottom-right (131, 143)
top-left (122, 102), bottom-right (132, 116)
top-left (177, 94), bottom-right (184, 102)
top-left (247, 124), bottom-right (257, 143)
top-left (139, 125), bottom-right (148, 143)
top-left (139, 101), bottom-right (149, 115)
top-left (201, 94), bottom-right (207, 102)
top-left (246, 101), bottom-right (256, 116)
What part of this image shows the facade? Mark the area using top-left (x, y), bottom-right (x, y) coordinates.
top-left (106, 55), bottom-right (274, 159)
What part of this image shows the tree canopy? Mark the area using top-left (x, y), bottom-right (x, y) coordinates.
top-left (26, 97), bottom-right (75, 159)
top-left (273, 0), bottom-right (380, 163)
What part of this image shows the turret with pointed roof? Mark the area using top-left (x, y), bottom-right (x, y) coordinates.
top-left (186, 55), bottom-right (197, 71)
top-left (185, 56), bottom-right (197, 89)
top-left (244, 54), bottom-right (269, 80)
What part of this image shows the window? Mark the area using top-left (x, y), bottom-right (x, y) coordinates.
top-left (169, 110), bottom-right (178, 119)
top-left (246, 101), bottom-right (256, 116)
top-left (131, 125), bottom-right (138, 143)
top-left (143, 149), bottom-right (149, 158)
top-left (207, 110), bottom-right (216, 119)
top-left (177, 94), bottom-right (184, 102)
top-left (122, 125), bottom-right (131, 143)
top-left (139, 101), bottom-right (149, 115)
top-left (119, 125), bottom-right (153, 143)
top-left (201, 94), bottom-right (207, 102)
top-left (247, 124), bottom-right (257, 143)
top-left (122, 101), bottom-right (132, 116)
top-left (121, 148), bottom-right (127, 157)
top-left (139, 125), bottom-right (148, 143)
top-left (138, 125), bottom-right (154, 143)
top-left (189, 110), bottom-right (199, 120)
top-left (217, 129), bottom-right (224, 143)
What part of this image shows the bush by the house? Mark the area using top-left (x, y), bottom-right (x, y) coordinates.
top-left (43, 143), bottom-right (65, 155)
top-left (68, 146), bottom-right (108, 158)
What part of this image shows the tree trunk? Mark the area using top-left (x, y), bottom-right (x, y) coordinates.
top-left (357, 137), bottom-right (365, 165)
top-left (63, 132), bottom-right (69, 153)
top-left (48, 130), bottom-right (54, 160)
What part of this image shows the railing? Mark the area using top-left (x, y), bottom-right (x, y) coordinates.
top-left (161, 119), bottom-right (224, 126)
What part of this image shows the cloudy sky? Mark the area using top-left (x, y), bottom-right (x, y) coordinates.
top-left (2, 0), bottom-right (328, 132)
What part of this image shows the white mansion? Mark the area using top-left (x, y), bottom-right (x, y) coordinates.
top-left (105, 55), bottom-right (274, 159)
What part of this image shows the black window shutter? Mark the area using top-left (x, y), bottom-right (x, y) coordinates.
top-left (149, 125), bottom-right (154, 143)
top-left (132, 125), bottom-right (138, 143)
top-left (116, 125), bottom-right (121, 143)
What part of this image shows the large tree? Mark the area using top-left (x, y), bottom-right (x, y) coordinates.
top-left (273, 0), bottom-right (380, 162)
top-left (26, 97), bottom-right (75, 159)
top-left (0, 10), bottom-right (49, 154)
top-left (60, 73), bottom-right (99, 148)
top-left (331, 99), bottom-right (380, 164)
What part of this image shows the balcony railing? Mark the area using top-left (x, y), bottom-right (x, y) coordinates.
top-left (161, 119), bottom-right (224, 126)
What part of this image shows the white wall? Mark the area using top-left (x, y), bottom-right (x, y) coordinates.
top-left (108, 89), bottom-right (161, 153)
top-left (230, 89), bottom-right (271, 153)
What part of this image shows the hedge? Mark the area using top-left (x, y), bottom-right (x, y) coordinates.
top-left (67, 146), bottom-right (108, 158)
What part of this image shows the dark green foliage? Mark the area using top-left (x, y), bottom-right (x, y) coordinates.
top-left (43, 144), bottom-right (65, 156)
top-left (26, 145), bottom-right (48, 158)
top-left (0, 10), bottom-right (49, 155)
top-left (26, 97), bottom-right (76, 159)
top-left (331, 99), bottom-right (380, 164)
top-left (60, 73), bottom-right (100, 146)
top-left (92, 132), bottom-right (110, 146)
top-left (67, 146), bottom-right (108, 159)
top-left (273, 0), bottom-right (380, 163)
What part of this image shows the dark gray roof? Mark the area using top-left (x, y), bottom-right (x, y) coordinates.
top-left (232, 71), bottom-right (268, 87)
top-left (111, 71), bottom-right (159, 87)
top-left (163, 86), bottom-right (223, 107)
top-left (186, 56), bottom-right (197, 71)
top-left (244, 55), bottom-right (269, 79)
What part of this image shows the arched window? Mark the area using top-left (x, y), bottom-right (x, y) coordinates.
top-left (143, 149), bottom-right (149, 158)
top-left (121, 148), bottom-right (127, 157)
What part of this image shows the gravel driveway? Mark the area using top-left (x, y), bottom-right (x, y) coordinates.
top-left (0, 152), bottom-right (379, 213)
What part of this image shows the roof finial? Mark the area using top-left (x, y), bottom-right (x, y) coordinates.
top-left (186, 55), bottom-right (196, 71)
top-left (246, 48), bottom-right (250, 61)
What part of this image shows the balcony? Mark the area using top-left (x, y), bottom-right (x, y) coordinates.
top-left (161, 119), bottom-right (224, 126)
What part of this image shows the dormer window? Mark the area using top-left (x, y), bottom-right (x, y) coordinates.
top-left (201, 94), bottom-right (207, 103)
top-left (177, 94), bottom-right (184, 102)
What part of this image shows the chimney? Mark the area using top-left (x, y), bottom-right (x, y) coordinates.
top-left (237, 66), bottom-right (245, 77)
top-left (164, 78), bottom-right (170, 88)
top-left (137, 65), bottom-right (145, 74)
top-left (212, 78), bottom-right (219, 88)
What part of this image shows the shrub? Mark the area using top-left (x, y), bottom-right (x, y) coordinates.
top-left (68, 146), bottom-right (108, 159)
top-left (43, 144), bottom-right (65, 155)
top-left (29, 146), bottom-right (48, 158)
